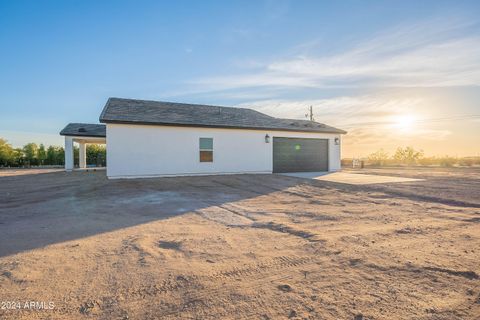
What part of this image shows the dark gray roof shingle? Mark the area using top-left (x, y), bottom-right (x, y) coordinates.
top-left (99, 97), bottom-right (346, 134)
top-left (60, 123), bottom-right (106, 137)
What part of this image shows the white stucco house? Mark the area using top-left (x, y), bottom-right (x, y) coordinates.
top-left (60, 98), bottom-right (346, 179)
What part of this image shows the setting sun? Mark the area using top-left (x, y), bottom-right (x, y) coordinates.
top-left (393, 114), bottom-right (416, 130)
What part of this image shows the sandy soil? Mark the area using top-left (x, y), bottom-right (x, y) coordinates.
top-left (0, 168), bottom-right (479, 319)
top-left (0, 168), bottom-right (63, 177)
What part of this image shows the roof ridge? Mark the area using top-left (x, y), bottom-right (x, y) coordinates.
top-left (68, 122), bottom-right (105, 126)
top-left (107, 97), bottom-right (269, 115)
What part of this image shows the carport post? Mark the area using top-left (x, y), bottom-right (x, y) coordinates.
top-left (64, 136), bottom-right (74, 171)
top-left (79, 141), bottom-right (86, 169)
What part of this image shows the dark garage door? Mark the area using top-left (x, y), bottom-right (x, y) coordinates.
top-left (273, 137), bottom-right (328, 173)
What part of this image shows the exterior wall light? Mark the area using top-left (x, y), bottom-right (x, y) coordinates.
top-left (265, 134), bottom-right (270, 143)
top-left (334, 137), bottom-right (340, 145)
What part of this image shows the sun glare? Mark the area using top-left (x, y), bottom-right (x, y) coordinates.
top-left (393, 114), bottom-right (416, 130)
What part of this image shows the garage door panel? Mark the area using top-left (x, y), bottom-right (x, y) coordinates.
top-left (273, 137), bottom-right (328, 173)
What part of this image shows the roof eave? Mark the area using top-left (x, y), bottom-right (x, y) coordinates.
top-left (59, 123), bottom-right (107, 138)
top-left (98, 97), bottom-right (113, 123)
top-left (59, 133), bottom-right (106, 138)
top-left (100, 119), bottom-right (346, 134)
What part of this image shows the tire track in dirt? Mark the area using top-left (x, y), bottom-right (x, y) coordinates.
top-left (80, 254), bottom-right (322, 318)
top-left (341, 255), bottom-right (480, 281)
top-left (144, 256), bottom-right (324, 319)
top-left (209, 255), bottom-right (314, 280)
top-left (251, 221), bottom-right (326, 242)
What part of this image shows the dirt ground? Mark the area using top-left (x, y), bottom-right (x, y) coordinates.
top-left (0, 167), bottom-right (479, 319)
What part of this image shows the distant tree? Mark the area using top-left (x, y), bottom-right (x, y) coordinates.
top-left (0, 138), bottom-right (14, 166)
top-left (74, 146), bottom-right (79, 167)
top-left (45, 145), bottom-right (65, 166)
top-left (56, 147), bottom-right (65, 165)
top-left (23, 143), bottom-right (38, 167)
top-left (46, 145), bottom-right (56, 165)
top-left (37, 144), bottom-right (47, 165)
top-left (0, 138), bottom-right (66, 167)
top-left (86, 144), bottom-right (106, 166)
top-left (393, 146), bottom-right (424, 165)
top-left (367, 149), bottom-right (389, 166)
top-left (12, 148), bottom-right (24, 167)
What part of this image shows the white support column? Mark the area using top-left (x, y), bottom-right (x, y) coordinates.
top-left (79, 142), bottom-right (87, 169)
top-left (65, 136), bottom-right (74, 171)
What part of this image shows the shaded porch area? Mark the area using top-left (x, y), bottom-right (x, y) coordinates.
top-left (60, 123), bottom-right (106, 171)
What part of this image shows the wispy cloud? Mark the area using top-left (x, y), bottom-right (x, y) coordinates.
top-left (236, 95), bottom-right (425, 126)
top-left (174, 14), bottom-right (480, 157)
top-left (236, 94), bottom-right (455, 156)
top-left (191, 17), bottom-right (480, 93)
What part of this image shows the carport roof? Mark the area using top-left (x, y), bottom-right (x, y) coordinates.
top-left (99, 97), bottom-right (347, 134)
top-left (60, 123), bottom-right (106, 137)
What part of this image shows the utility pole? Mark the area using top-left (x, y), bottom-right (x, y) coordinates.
top-left (305, 105), bottom-right (314, 121)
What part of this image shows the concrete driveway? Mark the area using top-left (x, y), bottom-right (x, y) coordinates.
top-left (280, 171), bottom-right (423, 185)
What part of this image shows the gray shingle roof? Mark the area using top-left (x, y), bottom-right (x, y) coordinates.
top-left (60, 123), bottom-right (106, 137)
top-left (99, 98), bottom-right (346, 134)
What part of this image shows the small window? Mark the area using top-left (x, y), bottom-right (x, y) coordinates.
top-left (199, 138), bottom-right (213, 162)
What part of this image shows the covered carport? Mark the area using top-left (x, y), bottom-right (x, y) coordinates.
top-left (59, 123), bottom-right (106, 171)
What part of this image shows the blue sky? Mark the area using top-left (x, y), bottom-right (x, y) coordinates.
top-left (1, 0), bottom-right (479, 156)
